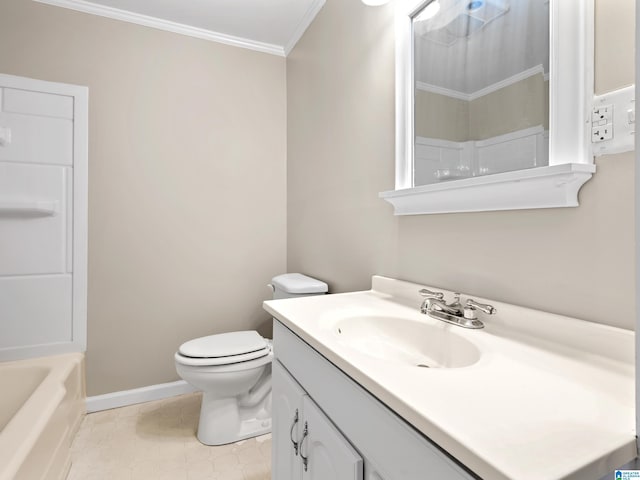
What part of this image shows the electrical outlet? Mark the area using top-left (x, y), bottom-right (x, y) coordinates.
top-left (591, 85), bottom-right (635, 155)
top-left (592, 104), bottom-right (613, 124)
top-left (592, 124), bottom-right (613, 142)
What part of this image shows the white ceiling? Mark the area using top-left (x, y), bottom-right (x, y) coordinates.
top-left (415, 0), bottom-right (549, 95)
top-left (34, 0), bottom-right (326, 56)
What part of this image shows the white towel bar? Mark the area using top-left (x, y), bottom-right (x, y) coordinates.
top-left (0, 201), bottom-right (58, 217)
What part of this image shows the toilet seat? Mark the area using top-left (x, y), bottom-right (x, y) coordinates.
top-left (176, 331), bottom-right (271, 367)
top-left (175, 348), bottom-right (273, 372)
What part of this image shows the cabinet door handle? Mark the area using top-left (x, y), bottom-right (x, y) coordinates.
top-left (290, 409), bottom-right (300, 455)
top-left (299, 421), bottom-right (309, 472)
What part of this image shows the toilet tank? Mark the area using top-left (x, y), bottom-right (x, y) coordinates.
top-left (270, 273), bottom-right (328, 300)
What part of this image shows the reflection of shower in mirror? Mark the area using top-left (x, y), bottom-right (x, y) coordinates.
top-left (412, 0), bottom-right (548, 186)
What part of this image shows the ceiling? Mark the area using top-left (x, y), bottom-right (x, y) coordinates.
top-left (34, 0), bottom-right (326, 56)
top-left (415, 0), bottom-right (549, 96)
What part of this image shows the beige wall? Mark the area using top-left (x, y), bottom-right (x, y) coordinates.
top-left (415, 90), bottom-right (469, 141)
top-left (416, 75), bottom-right (548, 141)
top-left (287, 0), bottom-right (635, 330)
top-left (0, 0), bottom-right (286, 395)
top-left (595, 0), bottom-right (635, 94)
top-left (468, 75), bottom-right (547, 140)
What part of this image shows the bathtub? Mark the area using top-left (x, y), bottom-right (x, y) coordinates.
top-left (0, 353), bottom-right (85, 480)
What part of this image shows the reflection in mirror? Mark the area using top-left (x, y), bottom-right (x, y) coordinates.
top-left (412, 0), bottom-right (549, 186)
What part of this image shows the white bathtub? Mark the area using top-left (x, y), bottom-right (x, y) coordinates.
top-left (0, 353), bottom-right (85, 480)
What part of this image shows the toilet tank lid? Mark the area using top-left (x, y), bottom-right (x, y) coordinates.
top-left (271, 273), bottom-right (328, 294)
top-left (178, 331), bottom-right (268, 358)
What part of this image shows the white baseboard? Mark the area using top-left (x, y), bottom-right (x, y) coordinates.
top-left (86, 380), bottom-right (198, 413)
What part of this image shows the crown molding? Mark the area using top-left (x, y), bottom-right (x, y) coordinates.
top-left (417, 64), bottom-right (547, 101)
top-left (415, 81), bottom-right (471, 101)
top-left (469, 64), bottom-right (545, 100)
top-left (284, 0), bottom-right (326, 56)
top-left (33, 0), bottom-right (287, 57)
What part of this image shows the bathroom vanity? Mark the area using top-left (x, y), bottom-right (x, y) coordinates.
top-left (272, 320), bottom-right (473, 480)
top-left (264, 276), bottom-right (636, 480)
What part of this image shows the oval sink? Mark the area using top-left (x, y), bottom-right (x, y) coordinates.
top-left (333, 316), bottom-right (481, 369)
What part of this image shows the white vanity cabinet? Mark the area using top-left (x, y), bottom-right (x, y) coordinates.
top-left (272, 359), bottom-right (306, 479)
top-left (272, 320), bottom-right (475, 480)
top-left (273, 360), bottom-right (363, 480)
top-left (301, 396), bottom-right (364, 479)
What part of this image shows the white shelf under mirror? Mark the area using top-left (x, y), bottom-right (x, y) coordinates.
top-left (382, 0), bottom-right (595, 215)
top-left (380, 163), bottom-right (595, 215)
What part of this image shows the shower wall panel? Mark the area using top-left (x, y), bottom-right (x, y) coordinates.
top-left (0, 75), bottom-right (87, 360)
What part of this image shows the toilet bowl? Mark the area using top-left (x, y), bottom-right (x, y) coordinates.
top-left (175, 331), bottom-right (273, 445)
top-left (175, 273), bottom-right (328, 446)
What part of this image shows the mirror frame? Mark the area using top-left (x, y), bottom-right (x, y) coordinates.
top-left (381, 0), bottom-right (596, 215)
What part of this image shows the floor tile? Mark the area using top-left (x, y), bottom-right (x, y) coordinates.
top-left (67, 393), bottom-right (271, 480)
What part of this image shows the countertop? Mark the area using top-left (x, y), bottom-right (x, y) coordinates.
top-left (263, 275), bottom-right (636, 480)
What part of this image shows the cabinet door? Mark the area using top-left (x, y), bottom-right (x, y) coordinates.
top-left (273, 360), bottom-right (306, 480)
top-left (301, 396), bottom-right (363, 480)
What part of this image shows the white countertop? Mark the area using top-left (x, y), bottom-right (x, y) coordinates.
top-left (264, 276), bottom-right (636, 480)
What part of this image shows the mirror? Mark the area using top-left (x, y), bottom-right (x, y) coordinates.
top-left (413, 0), bottom-right (549, 186)
top-left (381, 0), bottom-right (595, 215)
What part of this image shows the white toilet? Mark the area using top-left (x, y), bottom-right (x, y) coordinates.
top-left (174, 273), bottom-right (328, 446)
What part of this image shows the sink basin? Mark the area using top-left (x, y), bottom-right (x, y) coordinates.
top-left (332, 316), bottom-right (481, 368)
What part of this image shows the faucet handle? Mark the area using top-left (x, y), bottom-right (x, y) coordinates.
top-left (418, 288), bottom-right (444, 300)
top-left (466, 299), bottom-right (497, 315)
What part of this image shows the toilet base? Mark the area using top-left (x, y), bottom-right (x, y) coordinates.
top-left (197, 393), bottom-right (272, 446)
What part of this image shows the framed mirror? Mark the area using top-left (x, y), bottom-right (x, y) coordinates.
top-left (381, 0), bottom-right (595, 215)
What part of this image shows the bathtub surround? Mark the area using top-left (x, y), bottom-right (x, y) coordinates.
top-left (0, 0), bottom-right (287, 396)
top-left (286, 0), bottom-right (636, 331)
top-left (0, 74), bottom-right (88, 362)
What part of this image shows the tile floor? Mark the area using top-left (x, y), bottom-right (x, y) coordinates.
top-left (67, 393), bottom-right (271, 480)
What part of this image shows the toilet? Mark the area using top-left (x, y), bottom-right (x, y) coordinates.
top-left (174, 273), bottom-right (328, 446)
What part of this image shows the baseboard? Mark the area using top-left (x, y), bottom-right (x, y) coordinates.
top-left (86, 380), bottom-right (198, 413)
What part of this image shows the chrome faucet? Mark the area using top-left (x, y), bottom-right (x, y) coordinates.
top-left (419, 289), bottom-right (496, 329)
